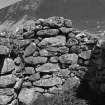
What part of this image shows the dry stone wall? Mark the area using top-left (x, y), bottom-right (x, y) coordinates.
top-left (0, 16), bottom-right (104, 105)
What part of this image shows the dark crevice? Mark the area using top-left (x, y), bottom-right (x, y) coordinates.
top-left (76, 80), bottom-right (105, 105)
top-left (76, 47), bottom-right (105, 105)
top-left (0, 55), bottom-right (6, 75)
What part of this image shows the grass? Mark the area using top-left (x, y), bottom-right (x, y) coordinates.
top-left (33, 88), bottom-right (88, 105)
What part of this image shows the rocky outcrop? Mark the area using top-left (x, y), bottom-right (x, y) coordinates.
top-left (0, 16), bottom-right (104, 105)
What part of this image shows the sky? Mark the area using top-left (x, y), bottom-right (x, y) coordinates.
top-left (0, 0), bottom-right (22, 9)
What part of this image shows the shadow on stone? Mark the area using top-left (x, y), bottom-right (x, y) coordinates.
top-left (0, 55), bottom-right (5, 75)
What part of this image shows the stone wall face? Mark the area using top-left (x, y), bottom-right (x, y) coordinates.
top-left (0, 16), bottom-right (104, 105)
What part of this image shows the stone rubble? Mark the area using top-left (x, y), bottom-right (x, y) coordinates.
top-left (0, 16), bottom-right (104, 105)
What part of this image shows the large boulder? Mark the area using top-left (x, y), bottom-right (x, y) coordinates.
top-left (18, 88), bottom-right (41, 105)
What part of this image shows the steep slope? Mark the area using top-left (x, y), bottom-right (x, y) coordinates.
top-left (0, 0), bottom-right (22, 9)
top-left (0, 0), bottom-right (105, 32)
top-left (0, 0), bottom-right (42, 31)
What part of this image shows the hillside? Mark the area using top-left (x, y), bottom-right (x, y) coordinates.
top-left (0, 0), bottom-right (105, 32)
top-left (0, 0), bottom-right (22, 9)
top-left (0, 0), bottom-right (42, 31)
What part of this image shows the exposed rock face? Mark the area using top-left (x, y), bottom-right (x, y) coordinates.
top-left (0, 16), bottom-right (103, 105)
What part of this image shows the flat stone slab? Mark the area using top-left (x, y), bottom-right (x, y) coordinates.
top-left (36, 29), bottom-right (59, 36)
top-left (38, 36), bottom-right (66, 48)
top-left (36, 63), bottom-right (60, 73)
top-left (24, 56), bottom-right (48, 65)
top-left (33, 77), bottom-right (62, 87)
